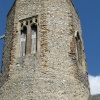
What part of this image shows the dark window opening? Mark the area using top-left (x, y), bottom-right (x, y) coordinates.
top-left (21, 23), bottom-right (23, 27)
top-left (26, 21), bottom-right (28, 25)
top-left (75, 32), bottom-right (82, 65)
top-left (30, 20), bottom-right (32, 23)
top-left (35, 19), bottom-right (37, 23)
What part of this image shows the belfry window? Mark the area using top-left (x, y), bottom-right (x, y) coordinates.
top-left (20, 16), bottom-right (38, 56)
top-left (75, 32), bottom-right (82, 65)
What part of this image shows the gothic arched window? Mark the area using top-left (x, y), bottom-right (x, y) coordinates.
top-left (19, 16), bottom-right (38, 57)
top-left (20, 26), bottom-right (27, 56)
top-left (75, 32), bottom-right (82, 65)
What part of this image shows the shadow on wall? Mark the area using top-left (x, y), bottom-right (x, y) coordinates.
top-left (0, 37), bottom-right (4, 73)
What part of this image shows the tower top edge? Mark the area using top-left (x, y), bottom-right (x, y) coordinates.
top-left (71, 0), bottom-right (80, 18)
top-left (7, 0), bottom-right (16, 17)
top-left (7, 0), bottom-right (80, 19)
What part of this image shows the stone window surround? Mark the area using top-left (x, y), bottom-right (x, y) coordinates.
top-left (17, 16), bottom-right (38, 57)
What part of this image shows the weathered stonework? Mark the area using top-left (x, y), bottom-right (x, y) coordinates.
top-left (0, 0), bottom-right (90, 100)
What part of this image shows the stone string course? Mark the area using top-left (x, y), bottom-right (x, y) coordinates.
top-left (0, 0), bottom-right (90, 100)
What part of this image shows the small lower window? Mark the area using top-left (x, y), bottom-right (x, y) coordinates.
top-left (75, 32), bottom-right (82, 65)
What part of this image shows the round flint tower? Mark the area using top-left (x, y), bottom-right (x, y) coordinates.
top-left (0, 0), bottom-right (90, 100)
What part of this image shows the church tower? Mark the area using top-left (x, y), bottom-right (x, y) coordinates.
top-left (0, 0), bottom-right (90, 99)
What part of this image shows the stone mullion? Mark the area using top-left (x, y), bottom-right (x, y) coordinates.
top-left (26, 21), bottom-right (32, 55)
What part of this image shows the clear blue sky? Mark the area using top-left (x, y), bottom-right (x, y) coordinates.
top-left (0, 0), bottom-right (100, 76)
